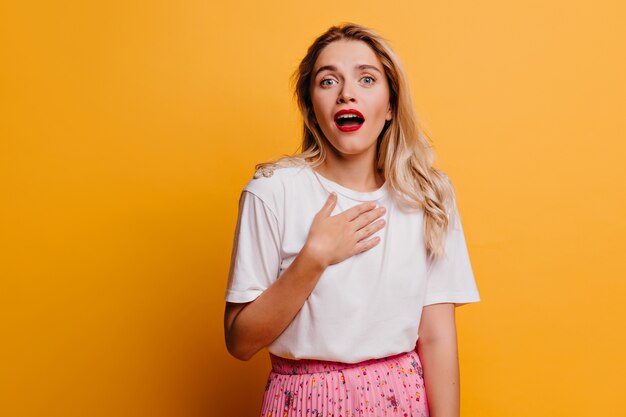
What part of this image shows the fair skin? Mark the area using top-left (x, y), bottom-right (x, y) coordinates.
top-left (418, 302), bottom-right (460, 417)
top-left (224, 198), bottom-right (385, 360)
top-left (309, 39), bottom-right (391, 191)
top-left (224, 39), bottom-right (461, 417)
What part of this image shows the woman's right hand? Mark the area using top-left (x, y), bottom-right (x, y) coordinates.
top-left (303, 192), bottom-right (387, 268)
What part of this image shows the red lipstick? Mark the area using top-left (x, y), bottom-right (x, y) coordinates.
top-left (334, 109), bottom-right (365, 132)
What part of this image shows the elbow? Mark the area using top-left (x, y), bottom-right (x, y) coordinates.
top-left (416, 331), bottom-right (459, 358)
top-left (223, 303), bottom-right (264, 361)
top-left (226, 344), bottom-right (253, 362)
top-left (225, 333), bottom-right (256, 362)
top-left (417, 331), bottom-right (457, 347)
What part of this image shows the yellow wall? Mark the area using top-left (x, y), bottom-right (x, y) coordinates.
top-left (1, 0), bottom-right (625, 416)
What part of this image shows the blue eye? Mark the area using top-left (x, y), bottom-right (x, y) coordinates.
top-left (361, 76), bottom-right (375, 85)
top-left (320, 78), bottom-right (337, 87)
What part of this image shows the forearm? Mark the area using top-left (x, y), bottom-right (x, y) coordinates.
top-left (226, 245), bottom-right (326, 360)
top-left (416, 332), bottom-right (460, 417)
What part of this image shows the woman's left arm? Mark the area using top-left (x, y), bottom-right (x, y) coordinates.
top-left (416, 302), bottom-right (460, 417)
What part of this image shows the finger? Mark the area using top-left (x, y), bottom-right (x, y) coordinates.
top-left (318, 192), bottom-right (337, 217)
top-left (341, 201), bottom-right (377, 222)
top-left (351, 205), bottom-right (386, 230)
top-left (356, 218), bottom-right (386, 241)
top-left (354, 235), bottom-right (381, 254)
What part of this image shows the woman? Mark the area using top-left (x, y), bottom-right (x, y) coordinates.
top-left (224, 22), bottom-right (480, 417)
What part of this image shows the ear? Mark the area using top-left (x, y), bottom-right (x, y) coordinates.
top-left (385, 104), bottom-right (392, 121)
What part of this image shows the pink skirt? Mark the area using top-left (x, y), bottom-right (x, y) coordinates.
top-left (260, 349), bottom-right (429, 417)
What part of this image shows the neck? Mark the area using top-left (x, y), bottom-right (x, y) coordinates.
top-left (315, 149), bottom-right (385, 192)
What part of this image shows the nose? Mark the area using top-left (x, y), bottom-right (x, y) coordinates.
top-left (337, 83), bottom-right (356, 104)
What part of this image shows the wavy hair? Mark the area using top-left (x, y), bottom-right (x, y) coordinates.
top-left (254, 23), bottom-right (455, 261)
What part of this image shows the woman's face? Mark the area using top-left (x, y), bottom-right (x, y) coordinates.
top-left (310, 39), bottom-right (392, 160)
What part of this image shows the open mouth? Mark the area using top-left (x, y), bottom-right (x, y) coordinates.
top-left (334, 109), bottom-right (365, 132)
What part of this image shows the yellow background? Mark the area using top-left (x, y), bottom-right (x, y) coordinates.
top-left (1, 0), bottom-right (625, 416)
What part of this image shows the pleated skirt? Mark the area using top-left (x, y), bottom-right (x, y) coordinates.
top-left (260, 349), bottom-right (429, 417)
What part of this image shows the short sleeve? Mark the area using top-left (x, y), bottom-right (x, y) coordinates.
top-left (224, 190), bottom-right (282, 303)
top-left (424, 192), bottom-right (480, 307)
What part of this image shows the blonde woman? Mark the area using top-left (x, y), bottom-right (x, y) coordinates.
top-left (224, 23), bottom-right (480, 417)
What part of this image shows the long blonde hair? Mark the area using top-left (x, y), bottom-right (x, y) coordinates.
top-left (254, 23), bottom-right (455, 261)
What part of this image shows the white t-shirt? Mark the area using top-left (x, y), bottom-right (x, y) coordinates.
top-left (225, 164), bottom-right (480, 363)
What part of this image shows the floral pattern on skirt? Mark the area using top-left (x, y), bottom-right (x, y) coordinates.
top-left (260, 350), bottom-right (429, 417)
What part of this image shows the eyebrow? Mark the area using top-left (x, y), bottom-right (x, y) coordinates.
top-left (313, 64), bottom-right (383, 78)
